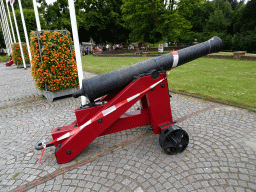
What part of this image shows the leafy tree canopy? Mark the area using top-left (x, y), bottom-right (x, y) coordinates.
top-left (205, 9), bottom-right (230, 33)
top-left (189, 0), bottom-right (216, 33)
top-left (9, 9), bottom-right (46, 42)
top-left (121, 0), bottom-right (192, 43)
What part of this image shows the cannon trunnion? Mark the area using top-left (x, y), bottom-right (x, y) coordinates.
top-left (36, 37), bottom-right (223, 164)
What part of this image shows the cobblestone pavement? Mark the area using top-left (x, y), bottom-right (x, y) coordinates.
top-left (0, 63), bottom-right (256, 192)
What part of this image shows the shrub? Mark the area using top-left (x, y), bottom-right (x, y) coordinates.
top-left (232, 29), bottom-right (256, 52)
top-left (30, 30), bottom-right (79, 92)
top-left (11, 43), bottom-right (29, 65)
top-left (0, 55), bottom-right (10, 62)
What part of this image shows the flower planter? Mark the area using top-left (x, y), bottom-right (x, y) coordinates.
top-left (12, 43), bottom-right (30, 66)
top-left (30, 30), bottom-right (79, 95)
top-left (42, 87), bottom-right (78, 102)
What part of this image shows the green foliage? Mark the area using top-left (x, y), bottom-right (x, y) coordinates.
top-left (0, 55), bottom-right (10, 62)
top-left (79, 0), bottom-right (129, 43)
top-left (44, 0), bottom-right (71, 31)
top-left (205, 9), bottom-right (230, 33)
top-left (121, 0), bottom-right (192, 43)
top-left (215, 0), bottom-right (233, 21)
top-left (121, 0), bottom-right (164, 42)
top-left (232, 29), bottom-right (256, 52)
top-left (0, 0), bottom-right (255, 52)
top-left (8, 9), bottom-right (46, 43)
top-left (190, 1), bottom-right (216, 33)
top-left (232, 2), bottom-right (246, 34)
top-left (177, 0), bottom-right (205, 20)
top-left (157, 11), bottom-right (192, 42)
top-left (43, 0), bottom-right (129, 43)
top-left (13, 0), bottom-right (33, 9)
top-left (187, 0), bottom-right (255, 52)
top-left (234, 0), bottom-right (256, 32)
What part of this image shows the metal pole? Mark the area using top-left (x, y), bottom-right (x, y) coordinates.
top-left (68, 0), bottom-right (86, 105)
top-left (0, 2), bottom-right (11, 55)
top-left (6, 0), bottom-right (16, 43)
top-left (1, 0), bottom-right (13, 54)
top-left (1, 0), bottom-right (12, 44)
top-left (17, 0), bottom-right (32, 63)
top-left (11, 3), bottom-right (26, 69)
top-left (0, 15), bottom-right (8, 53)
top-left (32, 0), bottom-right (41, 31)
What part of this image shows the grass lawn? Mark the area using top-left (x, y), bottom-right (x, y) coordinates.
top-left (0, 55), bottom-right (10, 62)
top-left (167, 58), bottom-right (256, 109)
top-left (81, 55), bottom-right (256, 109)
top-left (81, 55), bottom-right (151, 74)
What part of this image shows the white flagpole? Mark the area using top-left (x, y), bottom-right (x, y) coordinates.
top-left (11, 3), bottom-right (26, 69)
top-left (17, 0), bottom-right (32, 63)
top-left (0, 15), bottom-right (9, 54)
top-left (1, 0), bottom-right (13, 54)
top-left (68, 0), bottom-right (86, 105)
top-left (1, 0), bottom-right (12, 43)
top-left (32, 0), bottom-right (41, 31)
top-left (0, 2), bottom-right (11, 55)
top-left (6, 0), bottom-right (16, 43)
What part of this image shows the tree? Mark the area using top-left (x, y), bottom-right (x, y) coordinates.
top-left (121, 0), bottom-right (192, 43)
top-left (189, 1), bottom-right (216, 33)
top-left (77, 0), bottom-right (129, 43)
top-left (205, 9), bottom-right (230, 33)
top-left (44, 0), bottom-right (71, 31)
top-left (231, 0), bottom-right (256, 52)
top-left (177, 0), bottom-right (205, 20)
top-left (232, 2), bottom-right (246, 34)
top-left (237, 0), bottom-right (256, 32)
top-left (8, 9), bottom-right (46, 42)
top-left (121, 0), bottom-right (164, 42)
top-left (157, 11), bottom-right (192, 42)
top-left (226, 0), bottom-right (239, 10)
top-left (13, 0), bottom-right (33, 10)
top-left (43, 0), bottom-right (129, 43)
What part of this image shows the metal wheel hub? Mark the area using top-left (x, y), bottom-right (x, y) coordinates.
top-left (159, 125), bottom-right (189, 155)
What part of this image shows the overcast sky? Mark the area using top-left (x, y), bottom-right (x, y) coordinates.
top-left (45, 0), bottom-right (56, 5)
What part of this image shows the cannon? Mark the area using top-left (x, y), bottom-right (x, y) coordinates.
top-left (36, 36), bottom-right (223, 164)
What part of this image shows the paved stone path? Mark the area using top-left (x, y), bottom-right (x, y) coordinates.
top-left (0, 63), bottom-right (256, 192)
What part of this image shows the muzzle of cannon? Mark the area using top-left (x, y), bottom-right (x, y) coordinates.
top-left (36, 37), bottom-right (223, 164)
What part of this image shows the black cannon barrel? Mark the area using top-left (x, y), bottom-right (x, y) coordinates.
top-left (73, 36), bottom-right (223, 101)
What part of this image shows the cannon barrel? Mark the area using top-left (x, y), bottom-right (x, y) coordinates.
top-left (73, 36), bottom-right (223, 101)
